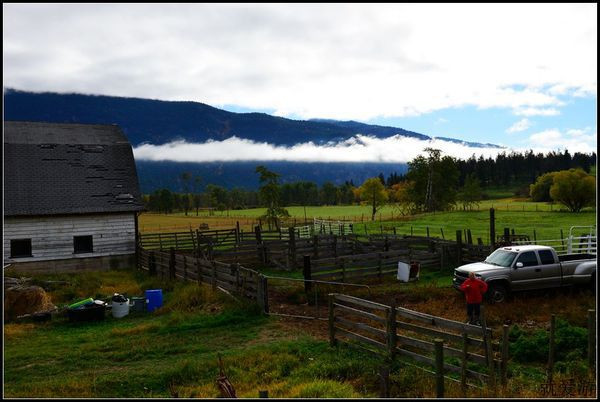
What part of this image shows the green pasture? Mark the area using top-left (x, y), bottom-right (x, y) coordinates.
top-left (143, 196), bottom-right (596, 244)
top-left (358, 209), bottom-right (596, 245)
top-left (169, 197), bottom-right (595, 221)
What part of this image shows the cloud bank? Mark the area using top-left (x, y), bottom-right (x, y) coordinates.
top-left (526, 127), bottom-right (597, 154)
top-left (133, 135), bottom-right (507, 163)
top-left (3, 4), bottom-right (596, 120)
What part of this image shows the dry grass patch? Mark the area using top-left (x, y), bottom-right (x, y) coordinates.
top-left (4, 323), bottom-right (37, 340)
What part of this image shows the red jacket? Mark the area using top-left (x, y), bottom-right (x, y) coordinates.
top-left (459, 277), bottom-right (488, 304)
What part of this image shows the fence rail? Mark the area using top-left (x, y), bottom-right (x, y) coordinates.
top-left (329, 293), bottom-right (504, 397)
top-left (138, 246), bottom-right (268, 313)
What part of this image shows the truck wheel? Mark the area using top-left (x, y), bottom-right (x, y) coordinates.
top-left (487, 283), bottom-right (507, 304)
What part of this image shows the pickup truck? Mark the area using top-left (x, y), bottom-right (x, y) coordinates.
top-left (452, 245), bottom-right (596, 303)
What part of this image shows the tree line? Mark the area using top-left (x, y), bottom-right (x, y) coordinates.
top-left (142, 149), bottom-right (596, 217)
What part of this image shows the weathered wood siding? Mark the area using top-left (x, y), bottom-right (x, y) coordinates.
top-left (3, 212), bottom-right (136, 264)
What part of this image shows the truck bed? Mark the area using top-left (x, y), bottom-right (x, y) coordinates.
top-left (558, 253), bottom-right (596, 262)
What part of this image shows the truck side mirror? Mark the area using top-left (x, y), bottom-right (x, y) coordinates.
top-left (515, 262), bottom-right (523, 269)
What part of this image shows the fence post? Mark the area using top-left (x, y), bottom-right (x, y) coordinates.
top-left (503, 228), bottom-right (510, 242)
top-left (461, 332), bottom-right (468, 397)
top-left (456, 230), bottom-right (463, 265)
top-left (196, 256), bottom-right (202, 285)
top-left (257, 275), bottom-right (269, 314)
top-left (387, 301), bottom-right (397, 359)
top-left (233, 264), bottom-right (240, 294)
top-left (236, 221), bottom-right (241, 247)
top-left (149, 250), bottom-right (156, 276)
top-left (548, 314), bottom-right (555, 382)
top-left (589, 309), bottom-right (595, 371)
top-left (467, 229), bottom-right (473, 245)
top-left (255, 225), bottom-right (264, 263)
top-left (501, 324), bottom-right (509, 387)
top-left (426, 226), bottom-right (430, 238)
top-left (303, 255), bottom-right (312, 292)
top-left (489, 208), bottom-right (495, 247)
top-left (328, 294), bottom-right (336, 347)
top-left (480, 305), bottom-right (497, 396)
top-left (434, 338), bottom-right (444, 398)
top-left (183, 255), bottom-right (188, 281)
top-left (289, 227), bottom-right (297, 269)
top-left (169, 247), bottom-right (176, 280)
top-left (379, 365), bottom-right (390, 398)
top-left (195, 229), bottom-right (201, 258)
top-left (211, 261), bottom-right (217, 290)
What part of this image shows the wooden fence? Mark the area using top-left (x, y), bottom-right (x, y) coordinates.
top-left (303, 249), bottom-right (437, 285)
top-left (143, 221), bottom-right (591, 275)
top-left (140, 227), bottom-right (460, 272)
top-left (267, 232), bottom-right (366, 270)
top-left (328, 293), bottom-right (505, 397)
top-left (137, 246), bottom-right (268, 313)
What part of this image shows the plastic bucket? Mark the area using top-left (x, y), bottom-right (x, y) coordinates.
top-left (112, 299), bottom-right (130, 318)
top-left (130, 297), bottom-right (146, 313)
top-left (67, 304), bottom-right (106, 322)
top-left (145, 289), bottom-right (163, 312)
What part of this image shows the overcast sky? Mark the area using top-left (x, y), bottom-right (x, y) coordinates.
top-left (3, 3), bottom-right (597, 161)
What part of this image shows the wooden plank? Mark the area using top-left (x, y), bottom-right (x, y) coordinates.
top-left (334, 303), bottom-right (387, 324)
top-left (396, 347), bottom-right (489, 382)
top-left (334, 294), bottom-right (390, 311)
top-left (335, 327), bottom-right (387, 351)
top-left (335, 316), bottom-right (387, 339)
top-left (395, 307), bottom-right (485, 337)
top-left (314, 268), bottom-right (397, 282)
top-left (398, 335), bottom-right (487, 366)
top-left (397, 321), bottom-right (485, 349)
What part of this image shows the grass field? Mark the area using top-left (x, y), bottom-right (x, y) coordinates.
top-left (3, 269), bottom-right (379, 398)
top-left (4, 268), bottom-right (595, 398)
top-left (139, 197), bottom-right (596, 245)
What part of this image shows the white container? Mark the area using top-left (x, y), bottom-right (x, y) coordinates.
top-left (111, 299), bottom-right (130, 318)
top-left (397, 262), bottom-right (410, 282)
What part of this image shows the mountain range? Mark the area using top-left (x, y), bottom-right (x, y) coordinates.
top-left (3, 88), bottom-right (502, 192)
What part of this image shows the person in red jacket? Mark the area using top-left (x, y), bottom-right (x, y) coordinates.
top-left (459, 272), bottom-right (488, 325)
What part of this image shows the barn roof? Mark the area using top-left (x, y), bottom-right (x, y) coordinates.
top-left (4, 121), bottom-right (144, 216)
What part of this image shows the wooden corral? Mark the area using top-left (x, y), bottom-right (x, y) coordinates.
top-left (328, 293), bottom-right (504, 397)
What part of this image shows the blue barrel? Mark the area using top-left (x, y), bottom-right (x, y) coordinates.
top-left (145, 289), bottom-right (163, 312)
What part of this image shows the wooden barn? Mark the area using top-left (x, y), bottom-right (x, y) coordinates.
top-left (3, 121), bottom-right (144, 273)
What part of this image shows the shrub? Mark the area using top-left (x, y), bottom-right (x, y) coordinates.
top-left (509, 318), bottom-right (588, 364)
top-left (554, 318), bottom-right (588, 361)
top-left (510, 329), bottom-right (548, 363)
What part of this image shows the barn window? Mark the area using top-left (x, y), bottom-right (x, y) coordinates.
top-left (10, 239), bottom-right (32, 258)
top-left (74, 235), bottom-right (93, 254)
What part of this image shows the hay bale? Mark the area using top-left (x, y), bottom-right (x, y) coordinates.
top-left (4, 285), bottom-right (56, 321)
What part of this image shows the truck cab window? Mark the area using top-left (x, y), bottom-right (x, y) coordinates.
top-left (515, 251), bottom-right (538, 267)
top-left (538, 250), bottom-right (555, 265)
